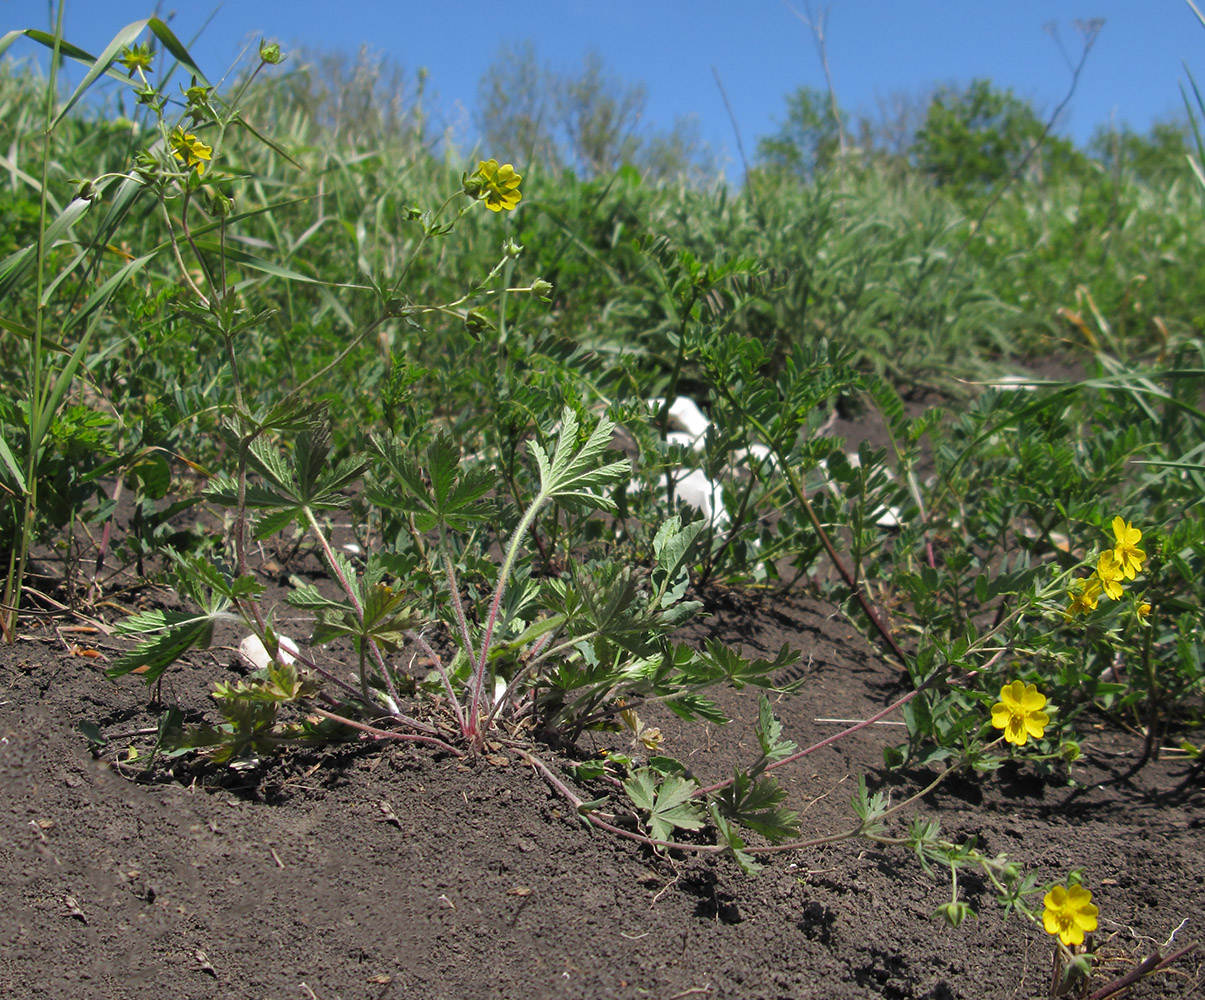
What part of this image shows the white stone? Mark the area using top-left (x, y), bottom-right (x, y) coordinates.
top-left (238, 633), bottom-right (299, 671)
top-left (655, 396), bottom-right (711, 438)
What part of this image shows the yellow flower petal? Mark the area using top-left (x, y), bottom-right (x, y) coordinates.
top-left (1043, 883), bottom-right (1098, 947)
top-left (990, 682), bottom-right (1049, 746)
top-left (474, 157), bottom-right (523, 212)
top-left (1024, 711), bottom-right (1049, 739)
top-left (1021, 687), bottom-right (1047, 713)
top-left (1110, 516), bottom-right (1146, 579)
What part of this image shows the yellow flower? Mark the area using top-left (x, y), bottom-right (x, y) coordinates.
top-left (474, 158), bottom-right (522, 212)
top-left (169, 126), bottom-right (212, 175)
top-left (1042, 884), bottom-right (1099, 947)
top-left (1065, 576), bottom-right (1102, 618)
top-left (1095, 551), bottom-right (1125, 601)
top-left (1111, 516), bottom-right (1145, 580)
top-left (1136, 601), bottom-right (1151, 626)
top-left (991, 680), bottom-right (1049, 746)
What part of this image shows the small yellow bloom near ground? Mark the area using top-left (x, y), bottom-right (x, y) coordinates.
top-left (1136, 601), bottom-right (1151, 626)
top-left (1111, 516), bottom-right (1145, 579)
top-left (1042, 884), bottom-right (1099, 947)
top-left (1065, 575), bottom-right (1102, 618)
top-left (1095, 550), bottom-right (1125, 601)
top-left (170, 126), bottom-right (212, 175)
top-left (991, 680), bottom-right (1049, 746)
top-left (474, 159), bottom-right (522, 212)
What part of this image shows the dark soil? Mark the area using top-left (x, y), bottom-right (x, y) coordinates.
top-left (2, 368), bottom-right (1202, 1000)
top-left (2, 585), bottom-right (1202, 1000)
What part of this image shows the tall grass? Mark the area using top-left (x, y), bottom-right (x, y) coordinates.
top-left (1, 13), bottom-right (1203, 633)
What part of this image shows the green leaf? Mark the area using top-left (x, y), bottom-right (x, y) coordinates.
top-left (713, 769), bottom-right (800, 842)
top-left (0, 312), bottom-right (68, 354)
top-left (683, 639), bottom-right (799, 691)
top-left (0, 431), bottom-right (26, 493)
top-left (532, 406), bottom-right (630, 513)
top-left (623, 768), bottom-right (705, 843)
top-left (53, 20), bottom-right (149, 129)
top-left (144, 17), bottom-right (209, 85)
top-left (285, 583), bottom-right (351, 613)
top-left (662, 690), bottom-right (727, 725)
top-left (650, 517), bottom-right (705, 606)
top-left (360, 581), bottom-right (424, 652)
top-left (566, 760), bottom-right (608, 782)
top-left (184, 556), bottom-right (263, 602)
top-left (851, 774), bottom-right (889, 836)
top-left (190, 240), bottom-right (325, 284)
top-left (0, 29), bottom-right (130, 89)
top-left (206, 426), bottom-right (366, 536)
top-left (368, 432), bottom-right (494, 532)
top-left (754, 695), bottom-right (798, 765)
top-left (708, 802), bottom-right (762, 875)
top-left (77, 721), bottom-right (108, 748)
top-left (108, 611), bottom-right (217, 684)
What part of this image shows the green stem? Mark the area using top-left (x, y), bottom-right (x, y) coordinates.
top-left (714, 380), bottom-right (912, 670)
top-left (438, 525), bottom-right (477, 666)
top-left (1139, 601), bottom-right (1158, 764)
top-left (466, 491), bottom-right (548, 740)
top-left (5, 0), bottom-right (65, 641)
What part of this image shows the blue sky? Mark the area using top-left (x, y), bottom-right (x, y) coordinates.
top-left (4, 1), bottom-right (1203, 174)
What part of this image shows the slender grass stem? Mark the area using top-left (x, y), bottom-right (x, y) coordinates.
top-left (4, 0), bottom-right (65, 641)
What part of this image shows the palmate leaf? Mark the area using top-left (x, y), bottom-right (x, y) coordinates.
top-left (713, 769), bottom-right (800, 842)
top-left (650, 517), bottom-right (706, 607)
top-left (288, 556), bottom-right (423, 653)
top-left (531, 406), bottom-right (630, 513)
top-left (107, 610), bottom-right (219, 684)
top-left (247, 426), bottom-right (366, 511)
top-left (367, 432), bottom-right (494, 532)
top-left (205, 426), bottom-right (366, 537)
top-left (183, 554), bottom-right (263, 604)
top-left (677, 639), bottom-right (799, 691)
top-left (624, 644), bottom-right (727, 724)
top-left (662, 692), bottom-right (727, 724)
top-left (623, 768), bottom-right (706, 843)
top-left (567, 565), bottom-right (657, 655)
top-left (213, 661), bottom-right (320, 706)
top-left (360, 581), bottom-right (424, 652)
top-left (286, 582), bottom-right (352, 613)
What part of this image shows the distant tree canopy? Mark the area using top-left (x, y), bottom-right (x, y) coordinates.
top-left (259, 46), bottom-right (1194, 197)
top-left (1089, 119), bottom-right (1193, 184)
top-left (753, 78), bottom-right (1193, 200)
top-left (756, 85), bottom-right (843, 182)
top-left (475, 43), bottom-right (712, 181)
top-left (911, 79), bottom-right (1086, 197)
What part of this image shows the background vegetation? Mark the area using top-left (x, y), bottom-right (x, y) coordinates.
top-left (0, 19), bottom-right (1201, 953)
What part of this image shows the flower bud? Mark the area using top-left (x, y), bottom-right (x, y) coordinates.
top-left (934, 900), bottom-right (975, 928)
top-left (259, 39), bottom-right (285, 65)
top-left (207, 189), bottom-right (235, 217)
